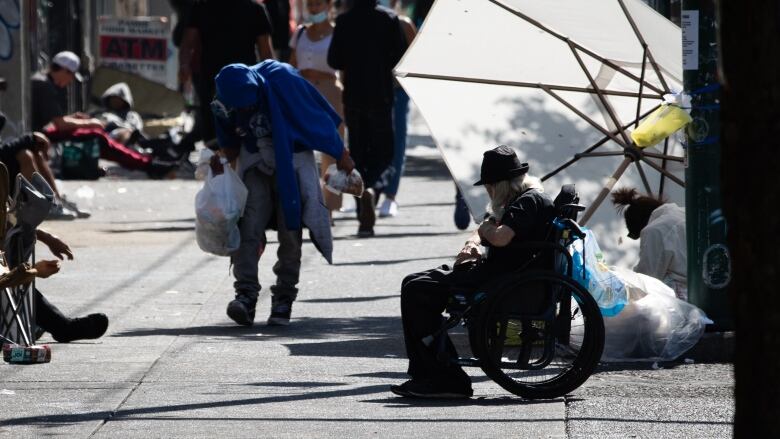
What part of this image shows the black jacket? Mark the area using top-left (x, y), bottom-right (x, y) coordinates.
top-left (328, 0), bottom-right (407, 108)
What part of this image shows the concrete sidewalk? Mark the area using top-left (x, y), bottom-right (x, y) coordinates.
top-left (0, 131), bottom-right (732, 438)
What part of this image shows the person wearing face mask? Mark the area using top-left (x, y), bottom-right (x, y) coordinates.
top-left (290, 0), bottom-right (346, 221)
top-left (327, 0), bottom-right (407, 237)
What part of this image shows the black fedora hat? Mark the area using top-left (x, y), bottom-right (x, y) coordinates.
top-left (473, 145), bottom-right (529, 186)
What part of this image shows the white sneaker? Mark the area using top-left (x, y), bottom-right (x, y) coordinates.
top-left (378, 198), bottom-right (398, 218)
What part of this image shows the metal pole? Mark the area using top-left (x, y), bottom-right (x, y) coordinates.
top-left (682, 0), bottom-right (732, 329)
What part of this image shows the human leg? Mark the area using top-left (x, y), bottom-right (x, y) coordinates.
top-left (393, 267), bottom-right (474, 398)
top-left (229, 168), bottom-right (274, 326)
top-left (268, 195), bottom-right (303, 326)
top-left (345, 106), bottom-right (394, 236)
top-left (380, 88), bottom-right (410, 218)
top-left (34, 289), bottom-right (108, 343)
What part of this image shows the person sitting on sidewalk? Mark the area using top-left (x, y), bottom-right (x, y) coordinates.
top-left (33, 229), bottom-right (109, 343)
top-left (211, 61), bottom-right (354, 327)
top-left (0, 112), bottom-right (88, 219)
top-left (31, 51), bottom-right (178, 178)
top-left (391, 145), bottom-right (555, 399)
top-left (611, 187), bottom-right (687, 300)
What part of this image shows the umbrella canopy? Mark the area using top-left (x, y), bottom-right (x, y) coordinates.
top-left (395, 0), bottom-right (686, 266)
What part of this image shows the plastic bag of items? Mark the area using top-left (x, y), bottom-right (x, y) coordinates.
top-left (571, 229), bottom-right (628, 317)
top-left (324, 164), bottom-right (364, 196)
top-left (600, 267), bottom-right (712, 362)
top-left (194, 159), bottom-right (248, 256)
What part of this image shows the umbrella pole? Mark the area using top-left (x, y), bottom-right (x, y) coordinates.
top-left (580, 157), bottom-right (633, 225)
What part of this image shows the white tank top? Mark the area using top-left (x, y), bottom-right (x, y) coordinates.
top-left (291, 29), bottom-right (337, 75)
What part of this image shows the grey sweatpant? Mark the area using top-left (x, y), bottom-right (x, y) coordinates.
top-left (232, 167), bottom-right (303, 302)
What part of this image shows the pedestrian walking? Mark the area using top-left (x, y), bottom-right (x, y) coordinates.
top-left (178, 0), bottom-right (275, 148)
top-left (327, 0), bottom-right (407, 236)
top-left (211, 61), bottom-right (354, 327)
top-left (290, 0), bottom-right (346, 221)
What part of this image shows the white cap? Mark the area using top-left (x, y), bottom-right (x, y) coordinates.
top-left (51, 51), bottom-right (83, 81)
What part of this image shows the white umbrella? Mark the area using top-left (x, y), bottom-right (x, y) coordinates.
top-left (395, 0), bottom-right (685, 266)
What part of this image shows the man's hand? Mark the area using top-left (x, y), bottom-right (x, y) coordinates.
top-left (209, 154), bottom-right (225, 176)
top-left (455, 242), bottom-right (482, 266)
top-left (33, 260), bottom-right (61, 278)
top-left (336, 149), bottom-right (355, 174)
top-left (37, 230), bottom-right (74, 260)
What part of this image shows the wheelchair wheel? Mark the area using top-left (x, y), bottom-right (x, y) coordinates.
top-left (472, 270), bottom-right (604, 399)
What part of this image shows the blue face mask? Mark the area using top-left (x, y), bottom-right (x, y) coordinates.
top-left (308, 11), bottom-right (328, 24)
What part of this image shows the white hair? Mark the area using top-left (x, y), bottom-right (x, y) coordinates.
top-left (487, 174), bottom-right (544, 219)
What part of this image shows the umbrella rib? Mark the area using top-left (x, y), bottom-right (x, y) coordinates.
top-left (641, 156), bottom-right (685, 187)
top-left (488, 0), bottom-right (666, 96)
top-left (568, 41), bottom-right (633, 147)
top-left (541, 103), bottom-right (662, 181)
top-left (642, 150), bottom-right (684, 162)
top-left (635, 48), bottom-right (648, 128)
top-left (399, 72), bottom-right (658, 99)
top-left (576, 151), bottom-right (626, 158)
top-left (616, 0), bottom-right (671, 93)
top-left (541, 85), bottom-right (628, 149)
top-left (635, 161), bottom-right (654, 196)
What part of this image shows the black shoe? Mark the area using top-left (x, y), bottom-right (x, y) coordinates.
top-left (146, 158), bottom-right (178, 179)
top-left (390, 379), bottom-right (473, 399)
top-left (227, 294), bottom-right (257, 326)
top-left (51, 313), bottom-right (109, 343)
top-left (267, 297), bottom-right (292, 326)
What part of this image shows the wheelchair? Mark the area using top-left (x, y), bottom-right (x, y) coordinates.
top-left (431, 184), bottom-right (605, 399)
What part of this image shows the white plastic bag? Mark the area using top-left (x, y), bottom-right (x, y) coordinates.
top-left (194, 160), bottom-right (248, 256)
top-left (570, 230), bottom-right (628, 316)
top-left (324, 164), bottom-right (364, 196)
top-left (601, 267), bottom-right (712, 361)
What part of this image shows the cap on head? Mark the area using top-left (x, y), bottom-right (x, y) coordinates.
top-left (51, 51), bottom-right (83, 81)
top-left (215, 64), bottom-right (262, 109)
top-left (473, 145), bottom-right (529, 186)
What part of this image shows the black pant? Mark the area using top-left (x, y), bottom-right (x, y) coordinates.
top-left (400, 265), bottom-right (491, 385)
top-left (344, 106), bottom-right (394, 190)
top-left (34, 289), bottom-right (71, 335)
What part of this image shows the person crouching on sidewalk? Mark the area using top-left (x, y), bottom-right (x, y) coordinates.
top-left (211, 61), bottom-right (354, 326)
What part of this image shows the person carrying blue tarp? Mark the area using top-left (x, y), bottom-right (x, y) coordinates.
top-left (210, 60), bottom-right (354, 327)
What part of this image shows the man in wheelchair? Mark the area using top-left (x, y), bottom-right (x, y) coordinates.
top-left (392, 145), bottom-right (557, 399)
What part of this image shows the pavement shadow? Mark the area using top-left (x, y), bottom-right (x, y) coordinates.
top-left (299, 294), bottom-right (397, 303)
top-left (402, 154), bottom-right (451, 181)
top-left (332, 255), bottom-right (449, 267)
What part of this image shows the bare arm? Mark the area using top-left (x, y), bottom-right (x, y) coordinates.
top-left (256, 35), bottom-right (275, 61)
top-left (178, 28), bottom-right (200, 85)
top-left (478, 218), bottom-right (516, 247)
top-left (51, 115), bottom-right (104, 131)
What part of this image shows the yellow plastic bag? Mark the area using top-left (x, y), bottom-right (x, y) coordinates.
top-left (630, 104), bottom-right (692, 147)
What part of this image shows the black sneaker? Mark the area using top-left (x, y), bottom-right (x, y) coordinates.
top-left (226, 294), bottom-right (256, 326)
top-left (390, 379), bottom-right (473, 399)
top-left (52, 313), bottom-right (109, 343)
top-left (267, 298), bottom-right (292, 326)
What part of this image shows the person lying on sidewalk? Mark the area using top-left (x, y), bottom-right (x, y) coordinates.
top-left (31, 52), bottom-right (178, 179)
top-left (211, 60), bottom-right (354, 327)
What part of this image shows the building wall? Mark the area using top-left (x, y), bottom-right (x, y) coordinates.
top-left (0, 0), bottom-right (30, 135)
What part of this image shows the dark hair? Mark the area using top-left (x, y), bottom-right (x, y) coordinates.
top-left (611, 188), bottom-right (664, 239)
top-left (50, 63), bottom-right (63, 72)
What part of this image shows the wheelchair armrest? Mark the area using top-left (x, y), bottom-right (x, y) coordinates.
top-left (507, 241), bottom-right (575, 277)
